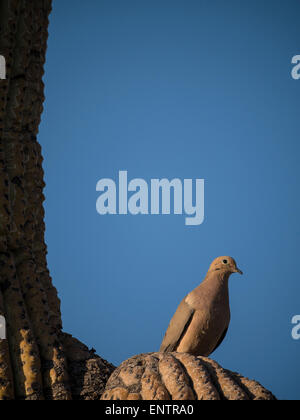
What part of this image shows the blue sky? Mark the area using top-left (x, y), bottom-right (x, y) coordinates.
top-left (40, 0), bottom-right (300, 400)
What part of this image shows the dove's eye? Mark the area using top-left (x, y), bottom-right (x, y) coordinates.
top-left (222, 259), bottom-right (228, 265)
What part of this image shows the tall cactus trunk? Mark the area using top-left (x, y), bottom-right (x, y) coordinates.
top-left (0, 0), bottom-right (71, 400)
top-left (0, 0), bottom-right (114, 400)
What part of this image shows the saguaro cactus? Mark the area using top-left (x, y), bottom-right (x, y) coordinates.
top-left (0, 0), bottom-right (114, 400)
top-left (102, 353), bottom-right (276, 401)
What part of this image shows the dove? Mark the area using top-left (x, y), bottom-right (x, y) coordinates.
top-left (160, 256), bottom-right (243, 357)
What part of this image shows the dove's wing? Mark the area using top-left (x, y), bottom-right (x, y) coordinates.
top-left (160, 299), bottom-right (195, 352)
top-left (210, 327), bottom-right (228, 355)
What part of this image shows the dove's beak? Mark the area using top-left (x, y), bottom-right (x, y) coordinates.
top-left (235, 268), bottom-right (243, 275)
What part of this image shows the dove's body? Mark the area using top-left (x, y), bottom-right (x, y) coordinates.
top-left (160, 257), bottom-right (242, 357)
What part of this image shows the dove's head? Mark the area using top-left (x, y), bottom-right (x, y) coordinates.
top-left (209, 256), bottom-right (243, 276)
